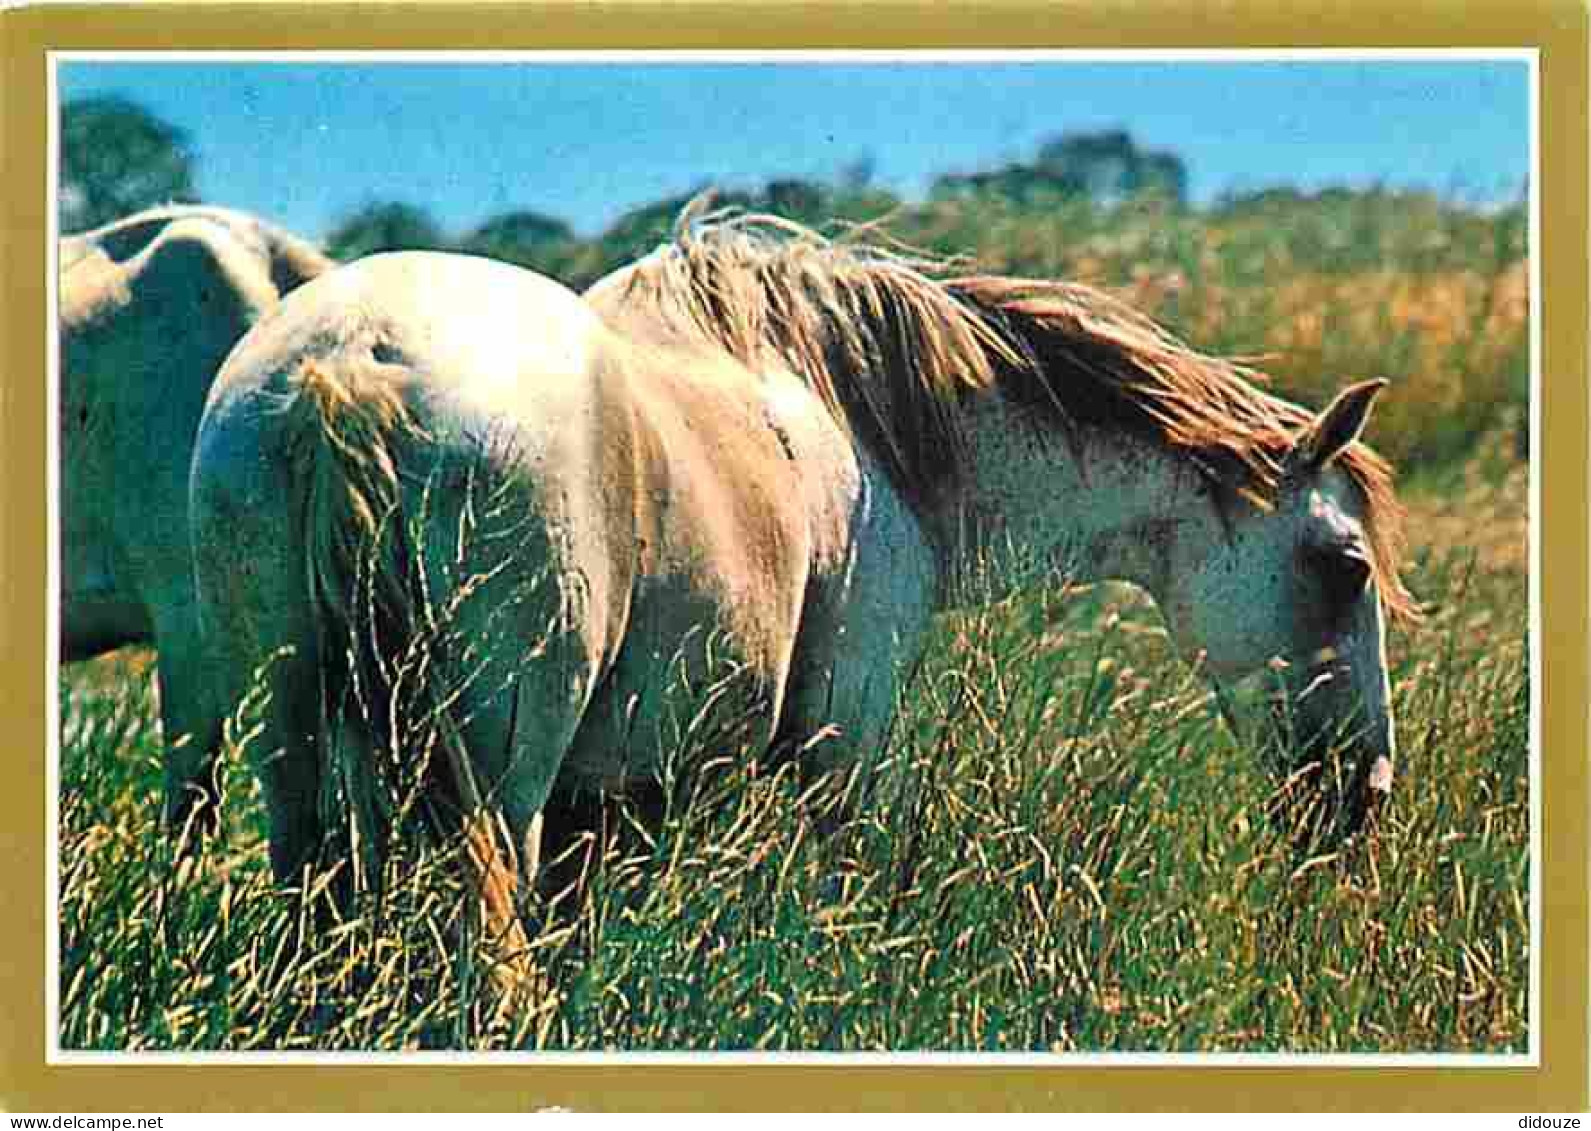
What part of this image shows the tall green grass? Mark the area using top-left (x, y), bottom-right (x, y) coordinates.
top-left (57, 190), bottom-right (1530, 1052)
top-left (57, 450), bottom-right (1528, 1053)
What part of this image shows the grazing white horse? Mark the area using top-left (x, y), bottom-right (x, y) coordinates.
top-left (188, 216), bottom-right (1413, 983)
top-left (58, 205), bottom-right (333, 825)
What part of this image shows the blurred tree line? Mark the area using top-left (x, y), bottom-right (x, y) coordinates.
top-left (60, 94), bottom-right (1197, 290)
top-left (59, 96), bottom-right (199, 232)
top-left (59, 94), bottom-right (1530, 470)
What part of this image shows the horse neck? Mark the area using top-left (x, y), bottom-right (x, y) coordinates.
top-left (934, 392), bottom-right (1222, 608)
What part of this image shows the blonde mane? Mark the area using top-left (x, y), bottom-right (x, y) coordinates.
top-left (613, 213), bottom-right (1415, 622)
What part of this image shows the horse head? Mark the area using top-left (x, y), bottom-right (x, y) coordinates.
top-left (1160, 380), bottom-right (1403, 832)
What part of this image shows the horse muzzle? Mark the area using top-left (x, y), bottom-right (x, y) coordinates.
top-left (1291, 723), bottom-right (1396, 836)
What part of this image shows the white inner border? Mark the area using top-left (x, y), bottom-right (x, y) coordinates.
top-left (46, 47), bottom-right (1543, 1068)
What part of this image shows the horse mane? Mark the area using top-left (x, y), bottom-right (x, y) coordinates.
top-left (950, 274), bottom-right (1415, 622)
top-left (615, 211), bottom-right (1414, 622)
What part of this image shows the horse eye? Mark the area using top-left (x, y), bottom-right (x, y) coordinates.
top-left (1309, 545), bottom-right (1372, 607)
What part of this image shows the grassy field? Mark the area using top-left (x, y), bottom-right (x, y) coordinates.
top-left (56, 190), bottom-right (1531, 1053)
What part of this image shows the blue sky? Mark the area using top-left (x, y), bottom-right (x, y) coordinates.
top-left (58, 55), bottom-right (1532, 240)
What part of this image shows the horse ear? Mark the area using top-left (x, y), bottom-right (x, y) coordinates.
top-left (1290, 379), bottom-right (1388, 474)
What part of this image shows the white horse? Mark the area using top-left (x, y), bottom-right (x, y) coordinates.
top-left (59, 205), bottom-right (333, 827)
top-left (188, 216), bottom-right (1413, 980)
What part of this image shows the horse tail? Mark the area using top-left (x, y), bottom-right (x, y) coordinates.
top-left (282, 356), bottom-right (418, 644)
top-left (280, 355), bottom-right (535, 974)
top-left (278, 356), bottom-right (436, 880)
top-left (280, 357), bottom-right (511, 871)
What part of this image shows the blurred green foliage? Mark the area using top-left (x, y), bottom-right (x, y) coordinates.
top-left (60, 96), bottom-right (198, 232)
top-left (62, 93), bottom-right (1529, 488)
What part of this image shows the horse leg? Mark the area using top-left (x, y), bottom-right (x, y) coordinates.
top-left (191, 469), bottom-right (326, 885)
top-left (440, 629), bottom-right (599, 1039)
top-left (151, 598), bottom-right (224, 845)
top-left (782, 510), bottom-right (938, 820)
top-left (183, 631), bottom-right (325, 888)
top-left (414, 498), bottom-right (607, 1036)
top-left (252, 648), bottom-right (327, 884)
top-left (530, 785), bottom-right (607, 908)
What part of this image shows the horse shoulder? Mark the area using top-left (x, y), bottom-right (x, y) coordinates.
top-left (781, 443), bottom-right (939, 780)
